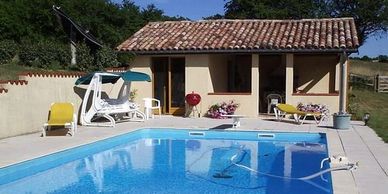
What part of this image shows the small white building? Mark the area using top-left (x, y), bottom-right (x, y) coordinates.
top-left (117, 18), bottom-right (359, 117)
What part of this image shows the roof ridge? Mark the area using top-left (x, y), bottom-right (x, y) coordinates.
top-left (147, 17), bottom-right (355, 25)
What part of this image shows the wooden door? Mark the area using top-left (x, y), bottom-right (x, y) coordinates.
top-left (152, 57), bottom-right (185, 115)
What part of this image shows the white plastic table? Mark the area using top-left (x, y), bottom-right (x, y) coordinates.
top-left (222, 114), bottom-right (245, 128)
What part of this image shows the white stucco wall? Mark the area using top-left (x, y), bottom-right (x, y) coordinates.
top-left (284, 54), bottom-right (345, 114)
top-left (128, 56), bottom-right (153, 110)
top-left (0, 72), bottom-right (128, 139)
top-left (0, 74), bottom-right (84, 138)
top-left (132, 54), bottom-right (259, 117)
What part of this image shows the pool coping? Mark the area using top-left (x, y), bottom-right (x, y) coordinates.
top-left (0, 117), bottom-right (387, 194)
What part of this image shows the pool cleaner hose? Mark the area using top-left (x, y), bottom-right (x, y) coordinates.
top-left (230, 150), bottom-right (359, 180)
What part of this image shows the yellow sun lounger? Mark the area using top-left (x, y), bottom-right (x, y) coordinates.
top-left (274, 103), bottom-right (325, 124)
top-left (42, 103), bottom-right (77, 137)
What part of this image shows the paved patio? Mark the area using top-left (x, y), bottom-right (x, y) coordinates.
top-left (0, 116), bottom-right (387, 194)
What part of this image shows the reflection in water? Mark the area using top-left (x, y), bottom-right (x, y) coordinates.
top-left (84, 154), bottom-right (105, 192)
top-left (0, 138), bottom-right (331, 194)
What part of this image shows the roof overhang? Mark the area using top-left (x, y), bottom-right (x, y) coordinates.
top-left (118, 48), bottom-right (358, 55)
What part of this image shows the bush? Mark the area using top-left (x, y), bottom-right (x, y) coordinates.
top-left (378, 55), bottom-right (388, 63)
top-left (348, 93), bottom-right (360, 119)
top-left (19, 41), bottom-right (70, 68)
top-left (360, 55), bottom-right (371, 61)
top-left (0, 40), bottom-right (19, 65)
top-left (73, 43), bottom-right (94, 71)
top-left (117, 52), bottom-right (135, 66)
top-left (96, 46), bottom-right (119, 69)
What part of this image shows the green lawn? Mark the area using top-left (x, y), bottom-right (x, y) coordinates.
top-left (350, 88), bottom-right (388, 142)
top-left (0, 62), bottom-right (38, 80)
top-left (0, 62), bottom-right (67, 80)
top-left (349, 59), bottom-right (388, 142)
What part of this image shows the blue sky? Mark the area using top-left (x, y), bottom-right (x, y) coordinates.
top-left (127, 0), bottom-right (387, 57)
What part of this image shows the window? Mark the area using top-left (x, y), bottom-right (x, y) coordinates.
top-left (228, 55), bottom-right (251, 92)
top-left (293, 54), bottom-right (337, 94)
top-left (209, 54), bottom-right (252, 93)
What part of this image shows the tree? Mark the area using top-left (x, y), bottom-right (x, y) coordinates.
top-left (0, 0), bottom-right (188, 69)
top-left (361, 55), bottom-right (371, 61)
top-left (0, 0), bottom-right (184, 47)
top-left (203, 14), bottom-right (224, 20)
top-left (378, 55), bottom-right (388, 63)
top-left (224, 0), bottom-right (321, 19)
top-left (219, 0), bottom-right (388, 45)
top-left (323, 0), bottom-right (388, 45)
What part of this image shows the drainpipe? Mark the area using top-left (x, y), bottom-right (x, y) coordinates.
top-left (338, 52), bottom-right (347, 114)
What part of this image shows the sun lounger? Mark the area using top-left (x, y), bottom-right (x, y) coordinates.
top-left (42, 102), bottom-right (77, 137)
top-left (274, 103), bottom-right (325, 124)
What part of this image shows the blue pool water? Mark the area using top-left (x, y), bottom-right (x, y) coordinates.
top-left (0, 129), bottom-right (332, 194)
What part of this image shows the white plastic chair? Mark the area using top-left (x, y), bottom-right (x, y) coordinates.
top-left (143, 98), bottom-right (161, 120)
top-left (266, 94), bottom-right (283, 114)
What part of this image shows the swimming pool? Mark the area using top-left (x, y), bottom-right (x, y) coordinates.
top-left (0, 128), bottom-right (333, 193)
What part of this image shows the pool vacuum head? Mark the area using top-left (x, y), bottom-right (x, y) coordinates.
top-left (213, 173), bottom-right (233, 179)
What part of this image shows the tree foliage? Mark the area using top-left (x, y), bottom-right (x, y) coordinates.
top-left (323, 0), bottom-right (388, 44)
top-left (0, 0), bottom-right (183, 46)
top-left (221, 0), bottom-right (388, 45)
top-left (0, 0), bottom-right (185, 68)
top-left (0, 40), bottom-right (19, 65)
top-left (18, 40), bottom-right (70, 68)
top-left (224, 0), bottom-right (322, 19)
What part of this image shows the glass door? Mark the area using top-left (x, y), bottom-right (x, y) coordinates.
top-left (169, 58), bottom-right (185, 115)
top-left (152, 57), bottom-right (185, 115)
top-left (152, 57), bottom-right (168, 113)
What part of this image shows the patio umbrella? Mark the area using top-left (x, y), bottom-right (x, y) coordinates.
top-left (75, 71), bottom-right (151, 85)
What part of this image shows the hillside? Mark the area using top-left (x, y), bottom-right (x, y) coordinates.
top-left (350, 59), bottom-right (388, 76)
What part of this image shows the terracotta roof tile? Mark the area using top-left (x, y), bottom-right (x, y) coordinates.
top-left (19, 71), bottom-right (85, 78)
top-left (117, 18), bottom-right (359, 53)
top-left (0, 88), bottom-right (8, 93)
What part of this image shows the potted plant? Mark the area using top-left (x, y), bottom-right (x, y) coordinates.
top-left (206, 100), bottom-right (239, 119)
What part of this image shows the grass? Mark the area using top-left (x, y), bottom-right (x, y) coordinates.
top-left (350, 88), bottom-right (388, 142)
top-left (0, 62), bottom-right (67, 80)
top-left (349, 59), bottom-right (388, 142)
top-left (0, 62), bottom-right (38, 80)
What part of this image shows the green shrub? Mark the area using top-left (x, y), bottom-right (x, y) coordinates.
top-left (96, 46), bottom-right (119, 69)
top-left (348, 92), bottom-right (360, 120)
top-left (0, 40), bottom-right (19, 65)
top-left (56, 44), bottom-right (71, 66)
top-left (74, 43), bottom-right (94, 71)
top-left (117, 52), bottom-right (135, 66)
top-left (19, 41), bottom-right (71, 68)
top-left (378, 55), bottom-right (388, 63)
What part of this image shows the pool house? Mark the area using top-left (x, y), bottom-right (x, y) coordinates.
top-left (117, 18), bottom-right (359, 117)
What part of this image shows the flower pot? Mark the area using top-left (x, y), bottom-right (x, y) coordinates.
top-left (333, 113), bottom-right (351, 129)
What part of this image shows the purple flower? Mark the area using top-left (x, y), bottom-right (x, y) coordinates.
top-left (206, 100), bottom-right (240, 118)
